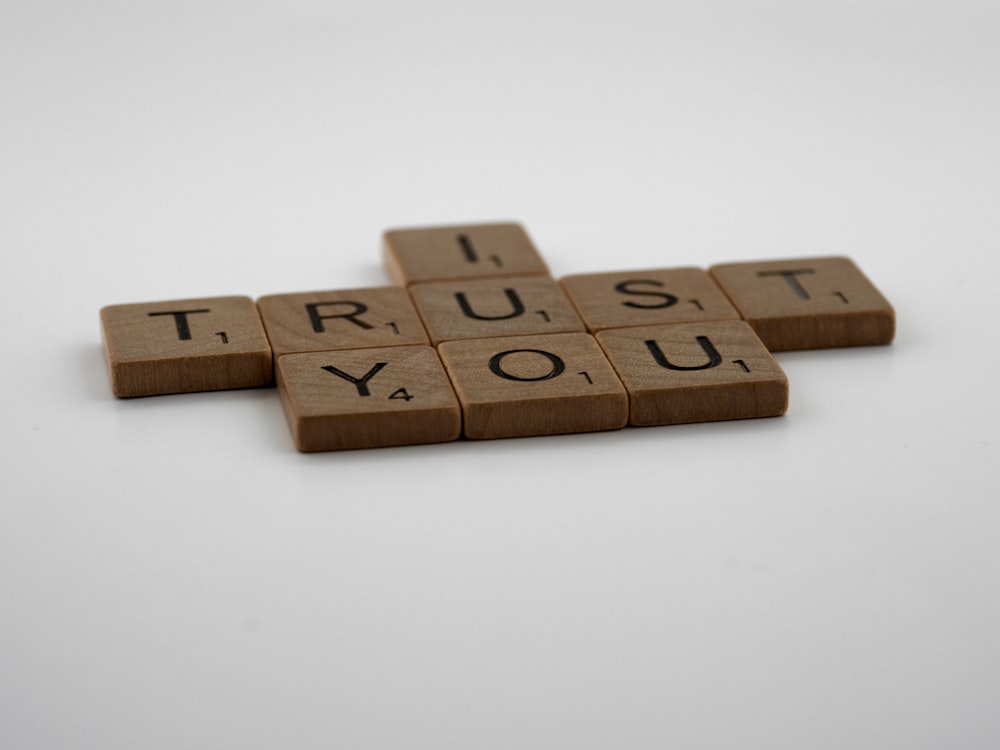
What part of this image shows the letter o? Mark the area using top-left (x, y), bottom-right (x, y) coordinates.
top-left (488, 349), bottom-right (566, 382)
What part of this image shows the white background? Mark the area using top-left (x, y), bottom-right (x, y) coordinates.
top-left (2, 2), bottom-right (998, 748)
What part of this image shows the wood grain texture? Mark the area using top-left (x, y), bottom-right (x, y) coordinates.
top-left (384, 222), bottom-right (550, 285)
top-left (257, 287), bottom-right (429, 357)
top-left (409, 276), bottom-right (586, 345)
top-left (100, 296), bottom-right (272, 398)
top-left (276, 346), bottom-right (461, 452)
top-left (595, 321), bottom-right (788, 426)
top-left (437, 333), bottom-right (628, 440)
top-left (709, 256), bottom-right (895, 351)
top-left (560, 267), bottom-right (740, 332)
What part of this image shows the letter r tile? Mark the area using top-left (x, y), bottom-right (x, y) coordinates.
top-left (595, 321), bottom-right (788, 426)
top-left (709, 256), bottom-right (895, 351)
top-left (100, 296), bottom-right (273, 397)
top-left (257, 287), bottom-right (429, 357)
top-left (437, 332), bottom-right (628, 439)
top-left (276, 346), bottom-right (461, 451)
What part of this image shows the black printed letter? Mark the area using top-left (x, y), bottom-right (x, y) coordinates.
top-left (148, 309), bottom-right (210, 341)
top-left (306, 302), bottom-right (374, 333)
top-left (757, 269), bottom-right (816, 300)
top-left (457, 234), bottom-right (478, 263)
top-left (488, 349), bottom-right (565, 381)
top-left (644, 337), bottom-right (722, 371)
top-left (613, 280), bottom-right (679, 309)
top-left (455, 288), bottom-right (526, 321)
top-left (321, 362), bottom-right (387, 396)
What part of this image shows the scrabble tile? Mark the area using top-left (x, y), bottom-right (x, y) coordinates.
top-left (100, 296), bottom-right (272, 398)
top-left (709, 257), bottom-right (895, 351)
top-left (409, 276), bottom-right (586, 345)
top-left (437, 333), bottom-right (628, 439)
top-left (276, 346), bottom-right (461, 452)
top-left (560, 267), bottom-right (741, 332)
top-left (384, 222), bottom-right (550, 285)
top-left (596, 321), bottom-right (788, 426)
top-left (257, 286), bottom-right (429, 357)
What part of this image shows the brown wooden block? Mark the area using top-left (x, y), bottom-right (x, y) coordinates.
top-left (709, 256), bottom-right (895, 351)
top-left (383, 222), bottom-right (550, 285)
top-left (595, 321), bottom-right (788, 426)
top-left (409, 276), bottom-right (586, 345)
top-left (257, 286), bottom-right (429, 357)
top-left (437, 333), bottom-right (628, 440)
top-left (560, 267), bottom-right (741, 332)
top-left (100, 296), bottom-right (272, 398)
top-left (276, 346), bottom-right (461, 452)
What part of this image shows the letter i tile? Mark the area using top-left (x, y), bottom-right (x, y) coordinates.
top-left (100, 296), bottom-right (273, 397)
top-left (595, 321), bottom-right (788, 426)
top-left (275, 346), bottom-right (461, 451)
top-left (437, 332), bottom-right (628, 439)
top-left (384, 222), bottom-right (550, 285)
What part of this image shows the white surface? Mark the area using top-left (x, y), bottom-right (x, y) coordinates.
top-left (2, 2), bottom-right (998, 748)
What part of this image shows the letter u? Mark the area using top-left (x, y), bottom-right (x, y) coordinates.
top-left (454, 288), bottom-right (526, 321)
top-left (644, 336), bottom-right (722, 371)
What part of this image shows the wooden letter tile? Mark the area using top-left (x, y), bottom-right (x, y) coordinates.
top-left (709, 256), bottom-right (895, 351)
top-left (100, 296), bottom-right (272, 398)
top-left (384, 222), bottom-right (550, 285)
top-left (437, 333), bottom-right (628, 440)
top-left (595, 321), bottom-right (788, 426)
top-left (276, 346), bottom-right (461, 451)
top-left (409, 276), bottom-right (586, 345)
top-left (560, 267), bottom-right (740, 332)
top-left (257, 287), bottom-right (429, 357)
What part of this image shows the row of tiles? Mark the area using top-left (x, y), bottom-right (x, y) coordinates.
top-left (382, 222), bottom-right (893, 351)
top-left (277, 323), bottom-right (788, 451)
top-left (101, 257), bottom-right (894, 399)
